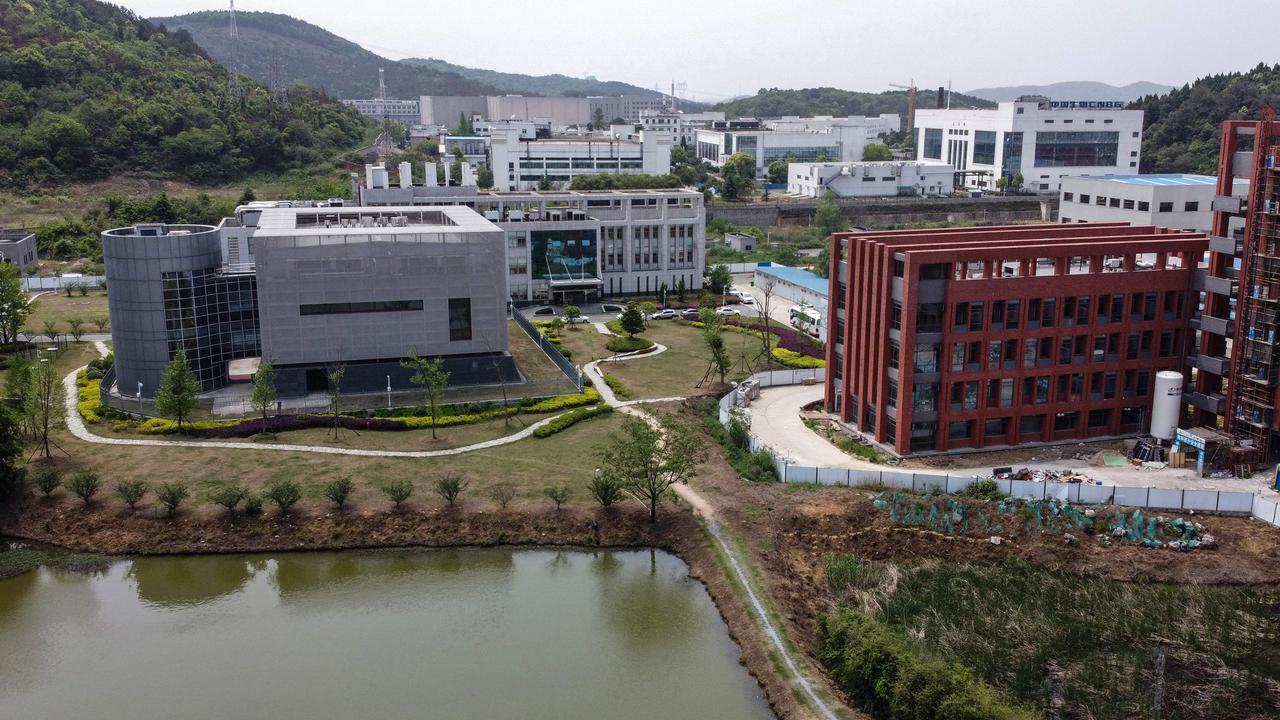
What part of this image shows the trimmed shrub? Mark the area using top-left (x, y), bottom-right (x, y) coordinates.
top-left (156, 482), bottom-right (190, 518)
top-left (772, 347), bottom-right (825, 369)
top-left (606, 336), bottom-right (655, 353)
top-left (533, 405), bottom-right (613, 438)
top-left (242, 492), bottom-right (263, 515)
top-left (544, 485), bottom-right (570, 509)
top-left (962, 479), bottom-right (1005, 501)
top-left (435, 475), bottom-right (469, 507)
top-left (33, 467), bottom-right (61, 496)
top-left (588, 474), bottom-right (623, 507)
top-left (601, 373), bottom-right (632, 399)
top-left (264, 479), bottom-right (303, 514)
top-left (604, 318), bottom-right (626, 335)
top-left (114, 480), bottom-right (148, 510)
top-left (488, 482), bottom-right (516, 508)
top-left (209, 484), bottom-right (248, 513)
top-left (381, 479), bottom-right (414, 509)
top-left (67, 471), bottom-right (101, 506)
top-left (323, 478), bottom-right (355, 509)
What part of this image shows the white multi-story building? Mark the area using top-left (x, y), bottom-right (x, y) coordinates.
top-left (355, 177), bottom-right (704, 302)
top-left (488, 127), bottom-right (672, 192)
top-left (640, 110), bottom-right (726, 146)
top-left (342, 98), bottom-right (421, 127)
top-left (787, 161), bottom-right (955, 198)
top-left (695, 115), bottom-right (899, 176)
top-left (1057, 174), bottom-right (1249, 232)
top-left (914, 97), bottom-right (1144, 192)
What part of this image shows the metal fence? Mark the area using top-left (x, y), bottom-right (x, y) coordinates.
top-left (512, 310), bottom-right (584, 392)
top-left (25, 276), bottom-right (105, 291)
top-left (717, 370), bottom-right (1280, 528)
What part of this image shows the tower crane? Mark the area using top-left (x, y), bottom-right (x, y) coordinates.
top-left (889, 79), bottom-right (918, 133)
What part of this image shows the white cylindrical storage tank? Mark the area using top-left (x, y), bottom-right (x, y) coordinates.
top-left (398, 161), bottom-right (413, 188)
top-left (1150, 371), bottom-right (1183, 441)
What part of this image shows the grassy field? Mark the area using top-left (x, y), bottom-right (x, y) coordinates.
top-left (827, 555), bottom-right (1280, 720)
top-left (23, 291), bottom-right (110, 337)
top-left (585, 321), bottom-right (773, 399)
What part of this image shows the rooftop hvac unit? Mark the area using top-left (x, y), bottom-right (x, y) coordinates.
top-left (361, 217), bottom-right (375, 228)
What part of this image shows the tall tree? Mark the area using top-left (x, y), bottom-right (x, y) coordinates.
top-left (25, 357), bottom-right (63, 459)
top-left (402, 352), bottom-right (449, 440)
top-left (705, 264), bottom-right (732, 295)
top-left (814, 191), bottom-right (846, 238)
top-left (593, 107), bottom-right (606, 130)
top-left (155, 349), bottom-right (198, 431)
top-left (0, 404), bottom-right (25, 500)
top-left (767, 160), bottom-right (788, 184)
top-left (862, 143), bottom-right (893, 161)
top-left (596, 413), bottom-right (707, 522)
top-left (0, 263), bottom-right (29, 345)
top-left (250, 360), bottom-right (277, 428)
top-left (619, 303), bottom-right (646, 339)
top-left (757, 278), bottom-right (776, 364)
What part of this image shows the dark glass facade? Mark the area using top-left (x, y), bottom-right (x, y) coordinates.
top-left (973, 131), bottom-right (997, 165)
top-left (531, 229), bottom-right (598, 280)
top-left (922, 128), bottom-right (942, 160)
top-left (1033, 131), bottom-right (1119, 167)
top-left (162, 269), bottom-right (260, 391)
top-left (1002, 132), bottom-right (1023, 177)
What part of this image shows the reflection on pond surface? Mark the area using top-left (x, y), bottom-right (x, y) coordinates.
top-left (0, 547), bottom-right (773, 720)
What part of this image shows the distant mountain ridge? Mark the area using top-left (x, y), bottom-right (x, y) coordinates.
top-left (400, 57), bottom-right (658, 98)
top-left (152, 11), bottom-right (661, 101)
top-left (966, 81), bottom-right (1175, 103)
top-left (712, 87), bottom-right (995, 122)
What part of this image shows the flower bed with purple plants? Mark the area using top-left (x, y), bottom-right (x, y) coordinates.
top-left (724, 319), bottom-right (825, 359)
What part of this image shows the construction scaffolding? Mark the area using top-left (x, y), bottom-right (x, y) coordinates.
top-left (1229, 127), bottom-right (1280, 459)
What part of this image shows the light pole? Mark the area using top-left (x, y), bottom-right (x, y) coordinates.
top-left (386, 375), bottom-right (392, 409)
top-left (595, 467), bottom-right (601, 485)
top-left (136, 381), bottom-right (143, 416)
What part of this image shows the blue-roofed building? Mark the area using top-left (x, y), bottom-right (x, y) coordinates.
top-left (751, 262), bottom-right (829, 337)
top-left (1058, 173), bottom-right (1249, 232)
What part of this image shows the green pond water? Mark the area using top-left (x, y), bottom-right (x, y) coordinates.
top-left (0, 547), bottom-right (774, 720)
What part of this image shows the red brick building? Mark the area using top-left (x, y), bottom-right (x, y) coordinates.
top-left (823, 224), bottom-right (1207, 455)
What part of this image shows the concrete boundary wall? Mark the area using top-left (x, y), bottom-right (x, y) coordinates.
top-left (716, 371), bottom-right (1280, 528)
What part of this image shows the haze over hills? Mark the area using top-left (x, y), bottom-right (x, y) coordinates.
top-left (966, 81), bottom-right (1175, 103)
top-left (713, 87), bottom-right (996, 122)
top-left (400, 57), bottom-right (659, 98)
top-left (151, 10), bottom-right (660, 100)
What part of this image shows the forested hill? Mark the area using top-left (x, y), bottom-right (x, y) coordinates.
top-left (400, 57), bottom-right (658, 98)
top-left (713, 87), bottom-right (996, 119)
top-left (151, 10), bottom-right (496, 100)
top-left (1135, 63), bottom-right (1280, 174)
top-left (0, 0), bottom-right (369, 187)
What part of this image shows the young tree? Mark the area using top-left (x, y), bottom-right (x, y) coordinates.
top-left (477, 165), bottom-right (494, 189)
top-left (544, 485), bottom-right (569, 510)
top-left (675, 276), bottom-right (688, 302)
top-left (705, 264), bottom-right (732, 295)
top-left (537, 174), bottom-right (554, 191)
top-left (814, 191), bottom-right (845, 238)
top-left (250, 361), bottom-right (277, 428)
top-left (67, 318), bottom-right (84, 342)
top-left (378, 478), bottom-right (412, 510)
top-left (114, 480), bottom-right (148, 511)
top-left (156, 481), bottom-right (190, 518)
top-left (766, 159), bottom-right (788, 185)
top-left (326, 364), bottom-right (346, 440)
top-left (597, 413), bottom-right (707, 522)
top-left (758, 278), bottom-right (776, 363)
top-left (488, 482), bottom-right (516, 509)
top-left (26, 358), bottom-right (63, 459)
top-left (42, 319), bottom-right (58, 342)
top-left (238, 186), bottom-right (256, 204)
top-left (323, 477), bottom-right (354, 509)
top-left (0, 263), bottom-right (30, 345)
top-left (67, 471), bottom-right (101, 506)
top-left (91, 316), bottom-right (109, 333)
top-left (593, 107), bottom-right (606, 130)
top-left (402, 352), bottom-right (449, 440)
top-left (619, 303), bottom-right (645, 339)
top-left (155, 350), bottom-right (199, 431)
top-left (563, 304), bottom-right (582, 328)
top-left (434, 475), bottom-right (469, 507)
top-left (706, 329), bottom-right (732, 385)
top-left (264, 478), bottom-right (302, 515)
top-left (32, 466), bottom-right (61, 497)
top-left (862, 143), bottom-right (893, 161)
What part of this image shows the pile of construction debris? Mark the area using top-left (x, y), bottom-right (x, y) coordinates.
top-left (990, 467), bottom-right (1099, 484)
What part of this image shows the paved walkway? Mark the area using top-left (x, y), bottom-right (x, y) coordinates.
top-left (747, 384), bottom-right (1280, 495)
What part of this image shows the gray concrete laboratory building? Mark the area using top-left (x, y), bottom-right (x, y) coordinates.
top-left (102, 206), bottom-right (514, 399)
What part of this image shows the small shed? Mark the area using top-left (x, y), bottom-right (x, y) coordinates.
top-left (725, 232), bottom-right (757, 253)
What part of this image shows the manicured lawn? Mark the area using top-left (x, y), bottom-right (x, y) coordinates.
top-left (599, 321), bottom-right (775, 399)
top-left (23, 291), bottom-right (110, 337)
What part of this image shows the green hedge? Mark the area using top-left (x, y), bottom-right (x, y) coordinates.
top-left (533, 405), bottom-right (614, 438)
top-left (605, 319), bottom-right (627, 335)
top-left (816, 609), bottom-right (1037, 720)
top-left (602, 372), bottom-right (632, 399)
top-left (606, 336), bottom-right (655, 353)
top-left (772, 347), bottom-right (825, 369)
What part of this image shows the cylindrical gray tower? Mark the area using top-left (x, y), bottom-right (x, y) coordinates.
top-left (102, 223), bottom-right (221, 398)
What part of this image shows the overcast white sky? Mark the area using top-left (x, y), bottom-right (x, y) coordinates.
top-left (117, 0), bottom-right (1277, 100)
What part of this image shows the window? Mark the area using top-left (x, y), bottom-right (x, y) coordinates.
top-left (1006, 300), bottom-right (1021, 330)
top-left (916, 303), bottom-right (943, 333)
top-left (1158, 202), bottom-right (1174, 212)
top-left (1137, 201), bottom-right (1150, 211)
top-left (1185, 201), bottom-right (1199, 212)
top-left (1123, 199), bottom-right (1135, 209)
top-left (448, 298), bottom-right (472, 341)
top-left (913, 383), bottom-right (938, 412)
top-left (914, 344), bottom-right (939, 373)
top-left (1108, 197), bottom-right (1120, 208)
top-left (969, 302), bottom-right (984, 331)
top-left (973, 130), bottom-right (997, 165)
top-left (948, 420), bottom-right (973, 440)
top-left (922, 128), bottom-right (943, 160)
top-left (1020, 414), bottom-right (1044, 434)
top-left (299, 300), bottom-right (423, 315)
top-left (1063, 192), bottom-right (1074, 202)
top-left (1034, 131), bottom-right (1120, 167)
top-left (1055, 412), bottom-right (1079, 432)
top-left (984, 417), bottom-right (1010, 437)
top-left (1079, 194), bottom-right (1090, 204)
top-left (1096, 195), bottom-right (1107, 206)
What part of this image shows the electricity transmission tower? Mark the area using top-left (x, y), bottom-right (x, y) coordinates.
top-left (226, 0), bottom-right (242, 102)
top-left (377, 67), bottom-right (395, 157)
top-left (269, 40), bottom-right (288, 107)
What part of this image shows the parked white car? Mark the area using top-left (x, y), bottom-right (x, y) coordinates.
top-left (650, 309), bottom-right (678, 320)
top-left (715, 307), bottom-right (740, 316)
